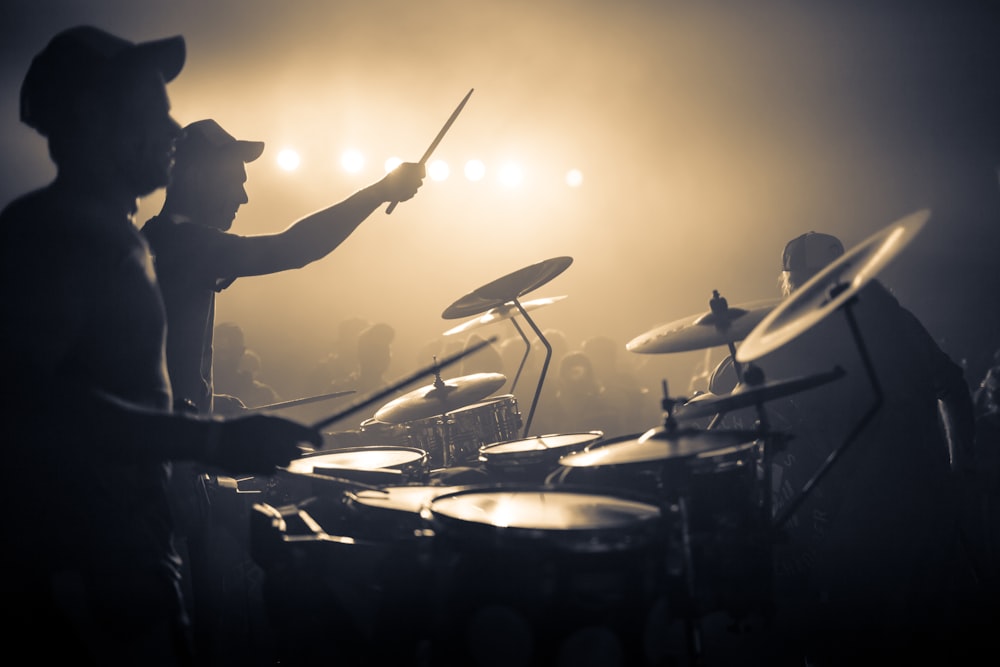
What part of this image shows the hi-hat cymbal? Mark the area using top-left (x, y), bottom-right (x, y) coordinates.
top-left (736, 209), bottom-right (930, 363)
top-left (443, 295), bottom-right (568, 336)
top-left (442, 256), bottom-right (573, 320)
top-left (558, 426), bottom-right (762, 468)
top-left (373, 372), bottom-right (507, 424)
top-left (675, 366), bottom-right (846, 420)
top-left (626, 298), bottom-right (781, 354)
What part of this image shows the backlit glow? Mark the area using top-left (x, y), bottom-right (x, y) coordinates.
top-left (464, 159), bottom-right (486, 181)
top-left (565, 169), bottom-right (583, 187)
top-left (340, 149), bottom-right (364, 173)
top-left (428, 159), bottom-right (450, 181)
top-left (498, 162), bottom-right (524, 187)
top-left (384, 156), bottom-right (403, 173)
top-left (276, 149), bottom-right (300, 171)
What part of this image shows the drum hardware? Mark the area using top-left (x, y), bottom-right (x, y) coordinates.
top-left (442, 256), bottom-right (574, 438)
top-left (443, 294), bottom-right (568, 394)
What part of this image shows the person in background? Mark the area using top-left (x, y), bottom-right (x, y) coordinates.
top-left (0, 25), bottom-right (319, 665)
top-left (747, 231), bottom-right (982, 664)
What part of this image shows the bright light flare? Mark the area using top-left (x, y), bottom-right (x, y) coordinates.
top-left (428, 159), bottom-right (450, 181)
top-left (276, 149), bottom-right (301, 171)
top-left (565, 169), bottom-right (584, 187)
top-left (384, 156), bottom-right (403, 173)
top-left (340, 149), bottom-right (364, 173)
top-left (464, 159), bottom-right (486, 181)
top-left (498, 162), bottom-right (524, 187)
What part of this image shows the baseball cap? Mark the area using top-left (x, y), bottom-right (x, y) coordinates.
top-left (174, 119), bottom-right (266, 165)
top-left (782, 232), bottom-right (845, 273)
top-left (20, 25), bottom-right (186, 137)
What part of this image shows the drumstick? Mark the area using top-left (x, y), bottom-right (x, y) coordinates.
top-left (249, 389), bottom-right (356, 412)
top-left (310, 333), bottom-right (498, 431)
top-left (386, 88), bottom-right (474, 214)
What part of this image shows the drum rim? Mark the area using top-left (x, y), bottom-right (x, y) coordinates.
top-left (422, 483), bottom-right (664, 552)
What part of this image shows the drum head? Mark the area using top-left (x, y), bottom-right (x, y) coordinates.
top-left (348, 484), bottom-right (472, 514)
top-left (425, 486), bottom-right (662, 553)
top-left (286, 446), bottom-right (426, 476)
top-left (479, 432), bottom-right (603, 468)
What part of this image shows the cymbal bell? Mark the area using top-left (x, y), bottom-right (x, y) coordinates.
top-left (443, 295), bottom-right (568, 336)
top-left (736, 209), bottom-right (930, 363)
top-left (675, 366), bottom-right (846, 420)
top-left (558, 426), bottom-right (763, 468)
top-left (373, 372), bottom-right (507, 424)
top-left (626, 297), bottom-right (781, 354)
top-left (442, 256), bottom-right (573, 320)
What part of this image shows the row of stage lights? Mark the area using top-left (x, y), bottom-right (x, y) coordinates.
top-left (273, 147), bottom-right (585, 188)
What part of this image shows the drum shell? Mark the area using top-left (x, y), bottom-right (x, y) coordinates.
top-left (444, 394), bottom-right (522, 466)
top-left (422, 485), bottom-right (670, 666)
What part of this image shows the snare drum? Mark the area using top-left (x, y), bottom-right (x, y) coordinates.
top-left (478, 431), bottom-right (603, 483)
top-left (423, 485), bottom-right (669, 666)
top-left (442, 394), bottom-right (522, 467)
top-left (272, 446), bottom-right (430, 505)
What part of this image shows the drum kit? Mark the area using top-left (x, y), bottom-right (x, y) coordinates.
top-left (248, 210), bottom-right (932, 666)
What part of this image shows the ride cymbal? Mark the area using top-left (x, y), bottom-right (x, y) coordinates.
top-left (558, 426), bottom-right (762, 468)
top-left (626, 298), bottom-right (781, 354)
top-left (442, 256), bottom-right (573, 320)
top-left (373, 372), bottom-right (507, 424)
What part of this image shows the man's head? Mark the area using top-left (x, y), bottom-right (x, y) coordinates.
top-left (21, 25), bottom-right (185, 196)
top-left (780, 231), bottom-right (845, 295)
top-left (166, 119), bottom-right (265, 230)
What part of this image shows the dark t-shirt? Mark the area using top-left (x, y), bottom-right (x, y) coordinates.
top-left (0, 182), bottom-right (181, 584)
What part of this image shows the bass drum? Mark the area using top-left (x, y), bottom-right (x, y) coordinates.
top-left (422, 485), bottom-right (672, 666)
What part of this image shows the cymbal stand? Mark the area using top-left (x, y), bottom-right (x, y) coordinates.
top-left (706, 290), bottom-right (746, 431)
top-left (506, 316), bottom-right (530, 394)
top-left (772, 291), bottom-right (883, 531)
top-left (512, 297), bottom-right (552, 438)
top-left (649, 384), bottom-right (703, 665)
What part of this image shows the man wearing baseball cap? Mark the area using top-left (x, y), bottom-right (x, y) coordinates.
top-left (743, 228), bottom-right (980, 663)
top-left (0, 26), bottom-right (321, 665)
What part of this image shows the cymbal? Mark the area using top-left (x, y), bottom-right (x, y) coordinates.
top-left (675, 366), bottom-right (846, 420)
top-left (373, 372), bottom-right (507, 424)
top-left (443, 295), bottom-right (568, 336)
top-left (442, 256), bottom-right (573, 320)
top-left (626, 298), bottom-right (781, 354)
top-left (558, 426), bottom-right (762, 468)
top-left (736, 209), bottom-right (930, 363)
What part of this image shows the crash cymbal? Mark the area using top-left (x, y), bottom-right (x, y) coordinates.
top-left (675, 366), bottom-right (846, 420)
top-left (558, 426), bottom-right (762, 468)
top-left (443, 295), bottom-right (568, 336)
top-left (626, 297), bottom-right (781, 354)
top-left (373, 371), bottom-right (507, 424)
top-left (442, 256), bottom-right (573, 320)
top-left (737, 209), bottom-right (930, 363)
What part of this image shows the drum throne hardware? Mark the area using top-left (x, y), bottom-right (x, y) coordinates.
top-left (442, 256), bottom-right (573, 438)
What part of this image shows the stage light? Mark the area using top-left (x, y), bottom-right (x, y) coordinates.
top-left (276, 148), bottom-right (300, 171)
top-left (384, 156), bottom-right (403, 173)
top-left (566, 169), bottom-right (583, 187)
top-left (498, 162), bottom-right (524, 187)
top-left (464, 159), bottom-right (486, 181)
top-left (340, 149), bottom-right (364, 173)
top-left (428, 159), bottom-right (450, 181)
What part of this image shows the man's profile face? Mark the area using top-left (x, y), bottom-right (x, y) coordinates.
top-left (172, 153), bottom-right (249, 231)
top-left (107, 70), bottom-right (182, 197)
